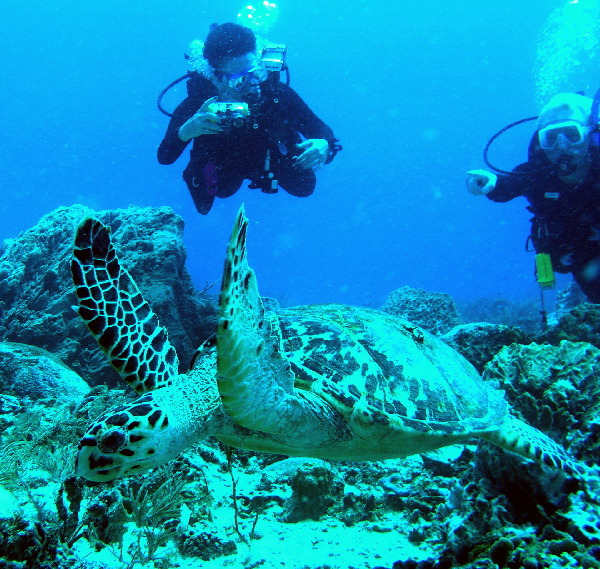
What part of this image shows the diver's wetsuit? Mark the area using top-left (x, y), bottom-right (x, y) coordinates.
top-left (158, 72), bottom-right (337, 215)
top-left (487, 137), bottom-right (600, 302)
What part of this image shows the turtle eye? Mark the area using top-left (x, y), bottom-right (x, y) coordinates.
top-left (98, 428), bottom-right (127, 454)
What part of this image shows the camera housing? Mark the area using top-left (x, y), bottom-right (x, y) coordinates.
top-left (261, 44), bottom-right (287, 72)
top-left (208, 102), bottom-right (250, 130)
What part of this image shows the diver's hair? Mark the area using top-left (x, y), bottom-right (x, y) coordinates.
top-left (203, 23), bottom-right (256, 69)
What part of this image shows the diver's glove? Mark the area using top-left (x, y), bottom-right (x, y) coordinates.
top-left (178, 96), bottom-right (222, 141)
top-left (294, 139), bottom-right (330, 170)
top-left (466, 169), bottom-right (497, 195)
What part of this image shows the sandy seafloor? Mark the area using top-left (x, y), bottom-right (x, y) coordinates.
top-left (68, 452), bottom-right (447, 569)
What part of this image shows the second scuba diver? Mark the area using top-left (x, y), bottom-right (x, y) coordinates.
top-left (466, 92), bottom-right (600, 303)
top-left (158, 23), bottom-right (340, 215)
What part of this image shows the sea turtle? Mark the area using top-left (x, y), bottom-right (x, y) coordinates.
top-left (71, 207), bottom-right (585, 482)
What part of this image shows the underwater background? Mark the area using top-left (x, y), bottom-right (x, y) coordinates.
top-left (3, 0), bottom-right (599, 309)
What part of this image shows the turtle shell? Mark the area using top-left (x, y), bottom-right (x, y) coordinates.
top-left (278, 304), bottom-right (508, 438)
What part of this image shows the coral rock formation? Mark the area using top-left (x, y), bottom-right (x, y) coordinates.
top-left (382, 286), bottom-right (461, 335)
top-left (0, 205), bottom-right (217, 387)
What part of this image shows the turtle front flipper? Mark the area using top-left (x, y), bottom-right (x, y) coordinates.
top-left (216, 207), bottom-right (349, 446)
top-left (71, 218), bottom-right (179, 394)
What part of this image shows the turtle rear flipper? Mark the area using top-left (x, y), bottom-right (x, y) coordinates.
top-left (216, 207), bottom-right (347, 444)
top-left (71, 218), bottom-right (179, 394)
top-left (480, 416), bottom-right (587, 478)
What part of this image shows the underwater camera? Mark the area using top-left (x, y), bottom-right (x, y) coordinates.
top-left (261, 44), bottom-right (287, 72)
top-left (208, 102), bottom-right (249, 130)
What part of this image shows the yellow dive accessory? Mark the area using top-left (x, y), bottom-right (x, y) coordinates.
top-left (535, 253), bottom-right (556, 289)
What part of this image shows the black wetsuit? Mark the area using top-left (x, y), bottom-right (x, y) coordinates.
top-left (158, 72), bottom-right (338, 214)
top-left (487, 137), bottom-right (600, 302)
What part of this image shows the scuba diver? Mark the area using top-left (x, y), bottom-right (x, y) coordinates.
top-left (466, 92), bottom-right (600, 304)
top-left (157, 22), bottom-right (341, 215)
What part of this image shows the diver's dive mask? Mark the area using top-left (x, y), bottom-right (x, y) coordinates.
top-left (538, 120), bottom-right (592, 150)
top-left (214, 65), bottom-right (262, 90)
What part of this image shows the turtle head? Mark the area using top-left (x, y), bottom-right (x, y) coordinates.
top-left (76, 347), bottom-right (221, 482)
top-left (76, 393), bottom-right (176, 482)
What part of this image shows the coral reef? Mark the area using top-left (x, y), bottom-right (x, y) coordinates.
top-left (483, 341), bottom-right (600, 461)
top-left (441, 322), bottom-right (531, 373)
top-left (0, 205), bottom-right (217, 388)
top-left (555, 280), bottom-right (588, 312)
top-left (0, 370), bottom-right (598, 569)
top-left (177, 528), bottom-right (237, 561)
top-left (458, 296), bottom-right (541, 335)
top-left (281, 464), bottom-right (344, 523)
top-left (0, 206), bottom-right (599, 569)
top-left (537, 302), bottom-right (600, 349)
top-left (0, 342), bottom-right (89, 403)
top-left (382, 286), bottom-right (461, 335)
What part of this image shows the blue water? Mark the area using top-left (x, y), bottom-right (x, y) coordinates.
top-left (0, 0), bottom-right (577, 308)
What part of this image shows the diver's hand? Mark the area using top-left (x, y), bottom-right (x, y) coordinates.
top-left (178, 96), bottom-right (222, 141)
top-left (294, 139), bottom-right (330, 170)
top-left (466, 169), bottom-right (497, 195)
